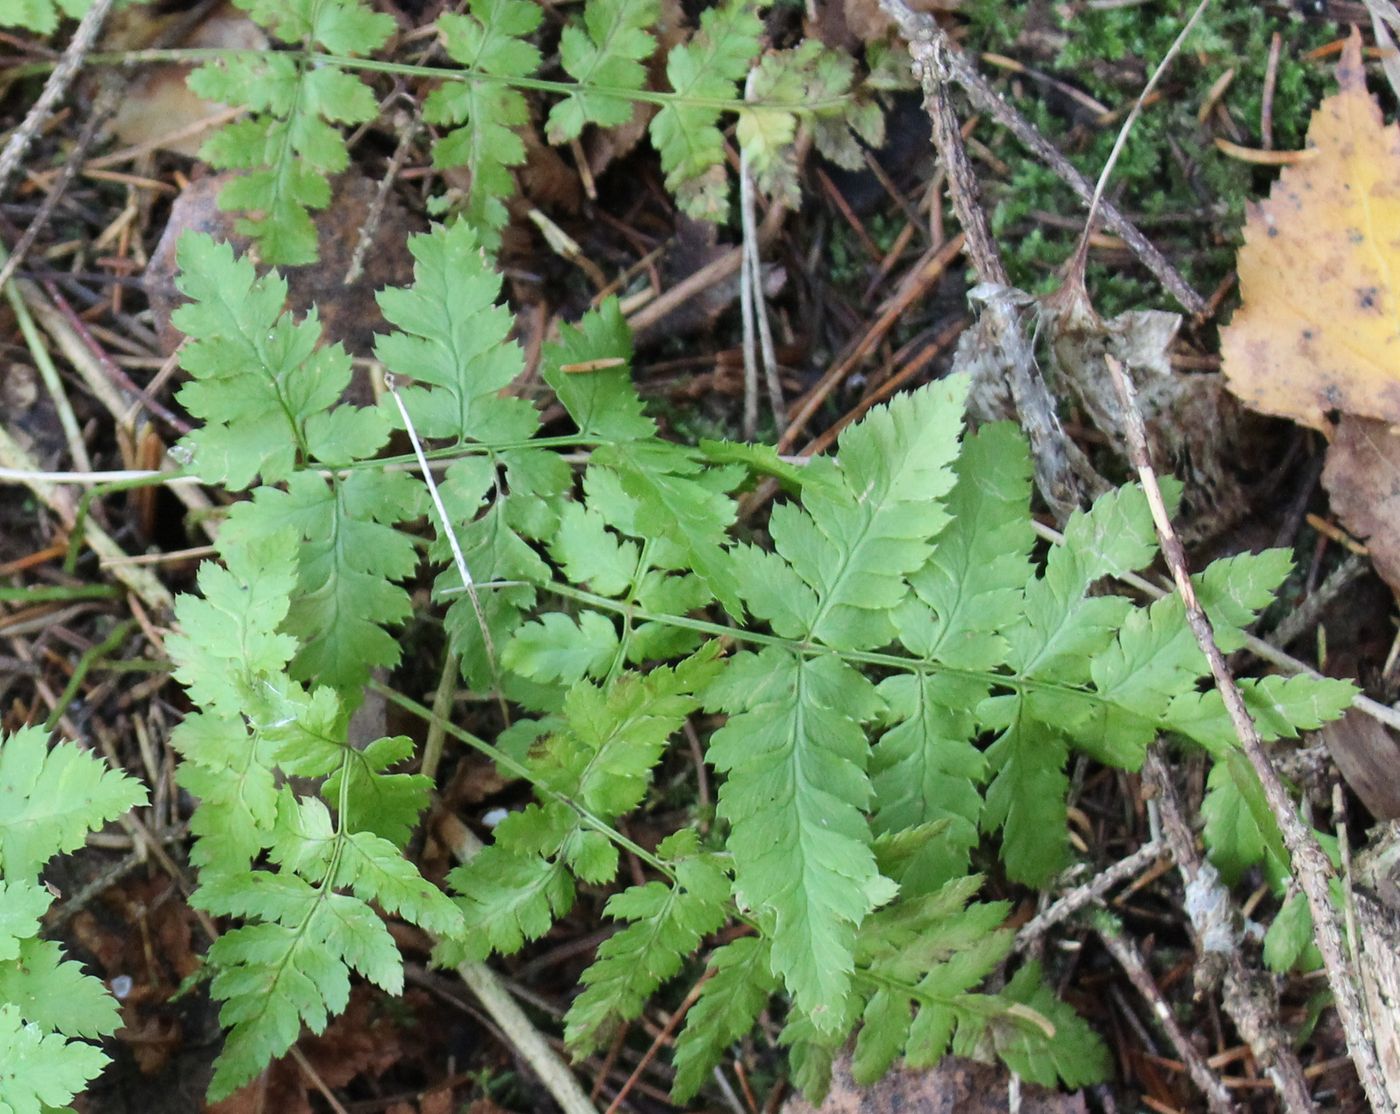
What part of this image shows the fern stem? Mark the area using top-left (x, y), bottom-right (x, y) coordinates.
top-left (371, 680), bottom-right (676, 882)
top-left (543, 580), bottom-right (1109, 708)
top-left (50, 49), bottom-right (854, 115)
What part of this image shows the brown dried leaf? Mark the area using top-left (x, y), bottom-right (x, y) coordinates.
top-left (1322, 414), bottom-right (1400, 593)
top-left (1320, 709), bottom-right (1400, 820)
top-left (1220, 29), bottom-right (1400, 432)
top-left (105, 4), bottom-right (267, 158)
top-left (1042, 277), bottom-right (1247, 537)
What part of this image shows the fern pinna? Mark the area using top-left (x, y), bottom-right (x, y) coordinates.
top-left (158, 219), bottom-right (1354, 1103)
top-left (177, 0), bottom-right (884, 262)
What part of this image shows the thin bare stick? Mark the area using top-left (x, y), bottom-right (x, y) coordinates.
top-left (740, 75), bottom-right (786, 439)
top-left (438, 814), bottom-right (600, 1114)
top-left (1096, 916), bottom-right (1236, 1114)
top-left (877, 0), bottom-right (1206, 315)
top-left (1105, 354), bottom-right (1394, 1114)
top-left (345, 98), bottom-right (420, 285)
top-left (0, 0), bottom-right (116, 205)
top-left (1142, 748), bottom-right (1318, 1112)
top-left (738, 136), bottom-right (760, 441)
top-left (1071, 0), bottom-right (1214, 271)
top-left (0, 82), bottom-right (117, 293)
top-left (879, 0), bottom-right (1084, 519)
top-left (1014, 840), bottom-right (1165, 949)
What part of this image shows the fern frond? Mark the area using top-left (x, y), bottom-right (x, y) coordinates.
top-left (172, 232), bottom-right (390, 488)
top-left (671, 935), bottom-right (779, 1101)
top-left (169, 531), bottom-right (461, 1098)
top-left (954, 961), bottom-right (1112, 1089)
top-left (0, 1003), bottom-right (109, 1114)
top-left (547, 0), bottom-right (660, 143)
top-left (707, 649), bottom-right (892, 1027)
top-left (377, 222), bottom-right (539, 445)
top-left (426, 0), bottom-right (543, 239)
top-left (592, 441), bottom-right (745, 618)
top-left (650, 0), bottom-right (764, 218)
top-left (871, 424), bottom-right (1033, 891)
top-left (0, 727), bottom-right (146, 880)
top-left (447, 650), bottom-right (721, 959)
top-left (704, 379), bottom-right (970, 1025)
top-left (189, 0), bottom-right (391, 263)
top-left (0, 0), bottom-right (87, 34)
top-left (739, 41), bottom-right (883, 208)
top-left (220, 469), bottom-right (422, 690)
top-left (0, 729), bottom-right (145, 1112)
top-left (542, 298), bottom-right (655, 443)
top-left (565, 831), bottom-right (729, 1055)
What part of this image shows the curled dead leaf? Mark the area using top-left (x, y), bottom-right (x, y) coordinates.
top-left (1220, 29), bottom-right (1400, 432)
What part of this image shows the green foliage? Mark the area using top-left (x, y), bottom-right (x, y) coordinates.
top-left (190, 0), bottom-right (392, 264)
top-left (0, 728), bottom-right (147, 1113)
top-left (154, 223), bottom-right (1358, 1105)
top-left (548, 0), bottom-right (660, 144)
top-left (186, 0), bottom-right (889, 263)
top-left (0, 0), bottom-right (86, 34)
top-left (426, 0), bottom-right (544, 241)
top-left (168, 529), bottom-right (461, 1099)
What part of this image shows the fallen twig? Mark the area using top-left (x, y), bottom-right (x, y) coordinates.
top-left (1142, 747), bottom-right (1318, 1113)
top-left (1095, 914), bottom-right (1236, 1114)
top-left (437, 813), bottom-right (601, 1114)
top-left (879, 0), bottom-right (1088, 520)
top-left (877, 3), bottom-right (1206, 316)
top-left (1106, 353), bottom-right (1394, 1114)
top-left (0, 0), bottom-right (115, 205)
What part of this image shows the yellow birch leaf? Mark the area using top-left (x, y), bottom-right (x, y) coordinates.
top-left (1221, 29), bottom-right (1400, 432)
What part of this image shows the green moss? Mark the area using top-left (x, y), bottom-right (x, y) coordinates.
top-left (959, 0), bottom-right (1335, 315)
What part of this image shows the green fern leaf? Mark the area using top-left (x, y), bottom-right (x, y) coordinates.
top-left (1007, 482), bottom-right (1158, 680)
top-left (549, 502), bottom-right (641, 598)
top-left (593, 441), bottom-right (744, 617)
top-left (233, 0), bottom-right (393, 53)
top-left (172, 233), bottom-right (386, 488)
top-left (444, 835), bottom-right (575, 961)
top-left (426, 0), bottom-right (543, 239)
top-left (322, 736), bottom-right (435, 849)
top-left (870, 672), bottom-right (986, 893)
top-left (0, 939), bottom-right (121, 1040)
top-left (189, 0), bottom-right (391, 263)
top-left (0, 727), bottom-right (146, 880)
top-left (0, 880), bottom-right (48, 963)
top-left (671, 936), bottom-right (779, 1101)
top-left (378, 222), bottom-right (539, 444)
top-left (565, 833), bottom-right (729, 1054)
top-left (707, 649), bottom-right (893, 1027)
top-left (899, 422), bottom-right (1034, 668)
top-left (0, 0), bottom-right (87, 34)
top-left (735, 377), bottom-right (970, 649)
top-left (337, 831), bottom-right (466, 937)
top-left (845, 877), bottom-right (1012, 1084)
top-left (220, 469), bottom-right (421, 690)
top-left (0, 1003), bottom-right (108, 1114)
top-left (968, 961), bottom-right (1113, 1088)
top-left (548, 0), bottom-right (660, 143)
top-left (650, 0), bottom-right (764, 218)
top-left (504, 611), bottom-right (620, 684)
top-left (871, 424), bottom-right (1033, 891)
top-left (542, 298), bottom-right (654, 443)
